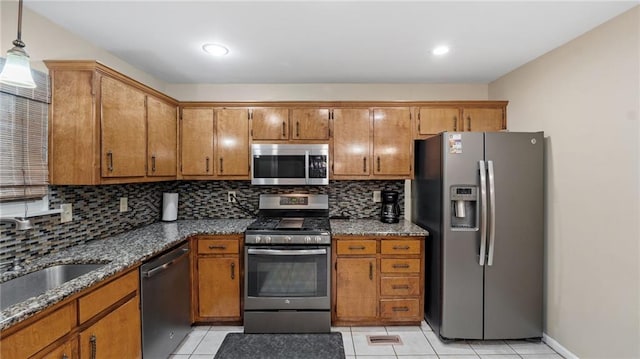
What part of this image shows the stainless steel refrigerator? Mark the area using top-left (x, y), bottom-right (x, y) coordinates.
top-left (412, 131), bottom-right (543, 340)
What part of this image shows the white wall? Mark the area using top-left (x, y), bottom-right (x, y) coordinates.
top-left (489, 7), bottom-right (639, 359)
top-left (166, 83), bottom-right (488, 102)
top-left (0, 1), bottom-right (167, 92)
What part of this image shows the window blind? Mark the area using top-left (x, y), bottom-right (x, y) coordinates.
top-left (0, 58), bottom-right (50, 201)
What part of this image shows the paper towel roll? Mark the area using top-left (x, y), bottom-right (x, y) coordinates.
top-left (162, 193), bottom-right (178, 221)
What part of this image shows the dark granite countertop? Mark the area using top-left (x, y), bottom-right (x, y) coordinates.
top-left (330, 219), bottom-right (429, 237)
top-left (0, 219), bottom-right (253, 330)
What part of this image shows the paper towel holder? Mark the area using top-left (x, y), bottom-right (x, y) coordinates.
top-left (162, 193), bottom-right (178, 221)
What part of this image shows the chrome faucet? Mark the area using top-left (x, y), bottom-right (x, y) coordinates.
top-left (0, 217), bottom-right (33, 230)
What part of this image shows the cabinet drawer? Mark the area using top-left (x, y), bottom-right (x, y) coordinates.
top-left (78, 269), bottom-right (138, 323)
top-left (336, 240), bottom-right (377, 255)
top-left (198, 239), bottom-right (239, 255)
top-left (381, 240), bottom-right (421, 255)
top-left (380, 276), bottom-right (420, 296)
top-left (380, 299), bottom-right (420, 319)
top-left (380, 259), bottom-right (420, 273)
top-left (0, 302), bottom-right (76, 359)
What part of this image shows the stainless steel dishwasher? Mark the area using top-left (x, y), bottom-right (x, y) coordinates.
top-left (140, 242), bottom-right (191, 359)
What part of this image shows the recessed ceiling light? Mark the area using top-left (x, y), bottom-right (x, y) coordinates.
top-left (202, 43), bottom-right (229, 57)
top-left (432, 46), bottom-right (450, 56)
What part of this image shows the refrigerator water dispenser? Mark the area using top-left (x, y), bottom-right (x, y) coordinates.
top-left (450, 186), bottom-right (478, 229)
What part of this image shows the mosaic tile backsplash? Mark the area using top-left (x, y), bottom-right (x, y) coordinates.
top-left (0, 180), bottom-right (403, 267)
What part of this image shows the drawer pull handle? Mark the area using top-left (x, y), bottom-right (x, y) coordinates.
top-left (392, 306), bottom-right (410, 312)
top-left (349, 245), bottom-right (366, 250)
top-left (393, 245), bottom-right (410, 250)
top-left (392, 263), bottom-right (410, 269)
top-left (90, 335), bottom-right (97, 359)
top-left (392, 285), bottom-right (410, 290)
top-left (208, 245), bottom-right (227, 250)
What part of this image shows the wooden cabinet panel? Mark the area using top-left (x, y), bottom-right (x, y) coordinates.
top-left (100, 76), bottom-right (146, 178)
top-left (79, 297), bottom-right (141, 359)
top-left (417, 107), bottom-right (460, 135)
top-left (78, 270), bottom-right (138, 324)
top-left (147, 96), bottom-right (177, 176)
top-left (35, 336), bottom-right (77, 359)
top-left (48, 69), bottom-right (97, 184)
top-left (181, 108), bottom-right (214, 175)
top-left (336, 257), bottom-right (377, 320)
top-left (197, 257), bottom-right (240, 318)
top-left (336, 240), bottom-right (377, 255)
top-left (252, 108), bottom-right (289, 140)
top-left (461, 108), bottom-right (505, 132)
top-left (373, 108), bottom-right (412, 176)
top-left (0, 303), bottom-right (76, 359)
top-left (380, 258), bottom-right (421, 273)
top-left (380, 298), bottom-right (420, 319)
top-left (380, 240), bottom-right (421, 255)
top-left (198, 239), bottom-right (239, 255)
top-left (332, 108), bottom-right (372, 176)
top-left (380, 277), bottom-right (420, 296)
top-left (290, 109), bottom-right (330, 140)
top-left (215, 108), bottom-right (250, 177)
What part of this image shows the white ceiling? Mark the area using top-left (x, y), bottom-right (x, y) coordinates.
top-left (25, 1), bottom-right (638, 84)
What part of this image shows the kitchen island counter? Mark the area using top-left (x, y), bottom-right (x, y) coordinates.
top-left (0, 219), bottom-right (253, 330)
top-left (330, 219), bottom-right (428, 237)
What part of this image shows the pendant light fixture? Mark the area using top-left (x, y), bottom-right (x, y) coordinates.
top-left (0, 0), bottom-right (36, 89)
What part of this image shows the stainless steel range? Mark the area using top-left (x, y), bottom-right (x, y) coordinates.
top-left (244, 194), bottom-right (331, 334)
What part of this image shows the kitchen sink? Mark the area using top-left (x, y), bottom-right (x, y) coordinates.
top-left (0, 263), bottom-right (106, 311)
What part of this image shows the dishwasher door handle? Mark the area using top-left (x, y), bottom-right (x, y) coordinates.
top-left (143, 248), bottom-right (189, 278)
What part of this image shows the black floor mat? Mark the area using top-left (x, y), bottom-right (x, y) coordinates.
top-left (214, 332), bottom-right (345, 359)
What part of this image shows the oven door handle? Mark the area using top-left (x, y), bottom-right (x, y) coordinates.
top-left (247, 248), bottom-right (327, 256)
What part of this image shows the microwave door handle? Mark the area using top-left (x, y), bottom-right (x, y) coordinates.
top-left (305, 150), bottom-right (310, 185)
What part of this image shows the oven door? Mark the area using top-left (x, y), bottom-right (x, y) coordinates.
top-left (244, 246), bottom-right (330, 310)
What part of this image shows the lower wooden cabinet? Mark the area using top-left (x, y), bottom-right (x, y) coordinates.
top-left (333, 236), bottom-right (425, 326)
top-left (192, 235), bottom-right (242, 323)
top-left (0, 267), bottom-right (141, 359)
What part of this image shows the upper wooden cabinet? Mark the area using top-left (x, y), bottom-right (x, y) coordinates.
top-left (180, 107), bottom-right (250, 179)
top-left (373, 108), bottom-right (413, 177)
top-left (45, 60), bottom-right (179, 185)
top-left (147, 96), bottom-right (177, 177)
top-left (181, 108), bottom-right (214, 176)
top-left (332, 108), bottom-right (372, 178)
top-left (215, 108), bottom-right (250, 177)
top-left (251, 107), bottom-right (289, 140)
top-left (416, 102), bottom-right (507, 137)
top-left (290, 108), bottom-right (330, 140)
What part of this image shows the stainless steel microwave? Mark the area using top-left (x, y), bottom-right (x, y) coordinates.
top-left (251, 144), bottom-right (329, 185)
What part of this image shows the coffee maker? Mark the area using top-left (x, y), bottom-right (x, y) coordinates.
top-left (380, 190), bottom-right (400, 223)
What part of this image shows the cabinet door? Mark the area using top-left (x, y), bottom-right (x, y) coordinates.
top-left (215, 109), bottom-right (250, 176)
top-left (100, 76), bottom-right (146, 178)
top-left (290, 109), bottom-right (330, 140)
top-left (336, 257), bottom-right (377, 320)
top-left (198, 257), bottom-right (240, 318)
top-left (79, 297), bottom-right (141, 359)
top-left (373, 108), bottom-right (412, 176)
top-left (181, 108), bottom-right (214, 175)
top-left (147, 96), bottom-right (177, 176)
top-left (417, 107), bottom-right (460, 135)
top-left (461, 108), bottom-right (505, 132)
top-left (35, 336), bottom-right (77, 359)
top-left (252, 108), bottom-right (289, 140)
top-left (332, 109), bottom-right (371, 176)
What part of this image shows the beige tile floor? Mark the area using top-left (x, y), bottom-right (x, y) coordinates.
top-left (169, 322), bottom-right (563, 359)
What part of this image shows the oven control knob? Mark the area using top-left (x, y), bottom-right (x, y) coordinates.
top-left (315, 236), bottom-right (323, 243)
top-left (255, 236), bottom-right (261, 243)
top-left (285, 236), bottom-right (292, 243)
top-left (265, 236), bottom-right (272, 244)
top-left (304, 236), bottom-right (311, 244)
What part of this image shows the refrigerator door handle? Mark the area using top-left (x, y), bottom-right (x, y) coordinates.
top-left (478, 160), bottom-right (488, 266)
top-left (487, 160), bottom-right (496, 266)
